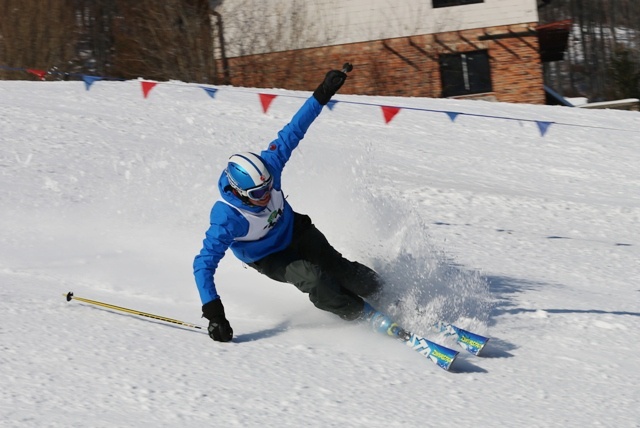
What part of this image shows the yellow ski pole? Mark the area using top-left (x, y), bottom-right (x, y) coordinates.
top-left (64, 291), bottom-right (203, 330)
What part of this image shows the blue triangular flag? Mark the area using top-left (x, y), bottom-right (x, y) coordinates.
top-left (201, 87), bottom-right (218, 99)
top-left (445, 112), bottom-right (460, 122)
top-left (536, 121), bottom-right (553, 137)
top-left (82, 75), bottom-right (102, 90)
top-left (326, 100), bottom-right (338, 110)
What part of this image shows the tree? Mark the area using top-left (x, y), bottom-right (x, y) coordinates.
top-left (112, 0), bottom-right (215, 82)
top-left (610, 45), bottom-right (640, 99)
top-left (1, 0), bottom-right (216, 83)
top-left (0, 0), bottom-right (77, 80)
top-left (539, 0), bottom-right (640, 101)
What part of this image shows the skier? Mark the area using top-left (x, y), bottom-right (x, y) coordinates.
top-left (193, 65), bottom-right (384, 342)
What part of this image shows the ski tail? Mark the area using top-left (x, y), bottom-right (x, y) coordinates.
top-left (406, 334), bottom-right (459, 371)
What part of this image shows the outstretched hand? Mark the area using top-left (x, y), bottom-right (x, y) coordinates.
top-left (313, 69), bottom-right (349, 105)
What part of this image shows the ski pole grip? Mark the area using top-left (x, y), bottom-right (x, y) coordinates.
top-left (341, 62), bottom-right (353, 73)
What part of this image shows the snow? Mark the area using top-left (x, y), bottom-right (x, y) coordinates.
top-left (1, 79), bottom-right (639, 427)
top-left (566, 97), bottom-right (589, 106)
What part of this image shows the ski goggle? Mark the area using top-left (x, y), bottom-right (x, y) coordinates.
top-left (242, 176), bottom-right (273, 201)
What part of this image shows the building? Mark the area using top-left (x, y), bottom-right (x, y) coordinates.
top-left (212, 0), bottom-right (562, 104)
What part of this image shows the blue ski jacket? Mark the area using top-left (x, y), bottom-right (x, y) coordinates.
top-left (193, 96), bottom-right (324, 305)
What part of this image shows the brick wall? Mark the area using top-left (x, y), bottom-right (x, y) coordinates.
top-left (217, 23), bottom-right (545, 105)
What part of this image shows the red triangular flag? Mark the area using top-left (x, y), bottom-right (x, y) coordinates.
top-left (141, 81), bottom-right (158, 99)
top-left (259, 93), bottom-right (277, 113)
top-left (27, 69), bottom-right (46, 80)
top-left (381, 106), bottom-right (401, 124)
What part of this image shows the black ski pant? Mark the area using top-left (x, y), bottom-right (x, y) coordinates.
top-left (249, 213), bottom-right (382, 320)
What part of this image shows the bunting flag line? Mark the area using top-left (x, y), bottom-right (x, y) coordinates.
top-left (0, 65), bottom-right (23, 72)
top-left (259, 93), bottom-right (277, 113)
top-left (2, 63), bottom-right (638, 137)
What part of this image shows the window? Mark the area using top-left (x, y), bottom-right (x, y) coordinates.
top-left (433, 0), bottom-right (483, 8)
top-left (439, 50), bottom-right (492, 97)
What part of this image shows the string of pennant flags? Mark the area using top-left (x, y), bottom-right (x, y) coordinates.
top-left (2, 64), bottom-right (639, 137)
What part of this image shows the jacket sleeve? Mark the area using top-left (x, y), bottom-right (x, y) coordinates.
top-left (193, 202), bottom-right (249, 305)
top-left (261, 96), bottom-right (323, 182)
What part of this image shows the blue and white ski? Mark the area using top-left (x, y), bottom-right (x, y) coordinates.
top-left (365, 306), bottom-right (459, 371)
top-left (435, 322), bottom-right (490, 356)
top-left (403, 332), bottom-right (459, 371)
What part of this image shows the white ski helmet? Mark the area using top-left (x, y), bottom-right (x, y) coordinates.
top-left (225, 152), bottom-right (273, 200)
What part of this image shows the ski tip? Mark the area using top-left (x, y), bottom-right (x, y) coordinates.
top-left (453, 326), bottom-right (490, 356)
top-left (65, 291), bottom-right (74, 302)
top-left (432, 347), bottom-right (459, 371)
top-left (469, 339), bottom-right (489, 356)
top-left (443, 354), bottom-right (459, 371)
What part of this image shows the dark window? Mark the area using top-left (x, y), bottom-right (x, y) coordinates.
top-left (439, 50), bottom-right (492, 97)
top-left (433, 0), bottom-right (483, 8)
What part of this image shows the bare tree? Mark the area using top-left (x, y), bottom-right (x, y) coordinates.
top-left (540, 0), bottom-right (640, 100)
top-left (72, 0), bottom-right (118, 76)
top-left (112, 0), bottom-right (215, 82)
top-left (0, 0), bottom-right (77, 80)
top-left (1, 0), bottom-right (216, 82)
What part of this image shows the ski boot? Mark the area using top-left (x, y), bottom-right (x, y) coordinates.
top-left (362, 302), bottom-right (410, 340)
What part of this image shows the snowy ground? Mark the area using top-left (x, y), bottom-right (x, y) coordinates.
top-left (1, 79), bottom-right (639, 427)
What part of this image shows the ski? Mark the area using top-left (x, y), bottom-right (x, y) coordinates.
top-left (366, 307), bottom-right (459, 371)
top-left (434, 322), bottom-right (490, 356)
top-left (391, 301), bottom-right (490, 356)
top-left (403, 332), bottom-right (459, 371)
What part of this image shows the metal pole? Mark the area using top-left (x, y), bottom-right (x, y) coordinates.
top-left (64, 292), bottom-right (203, 330)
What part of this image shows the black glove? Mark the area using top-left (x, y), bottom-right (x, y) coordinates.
top-left (202, 298), bottom-right (233, 342)
top-left (313, 69), bottom-right (348, 105)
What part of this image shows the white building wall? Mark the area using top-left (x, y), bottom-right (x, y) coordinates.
top-left (216, 0), bottom-right (539, 57)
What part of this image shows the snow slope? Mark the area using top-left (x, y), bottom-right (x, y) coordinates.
top-left (1, 79), bottom-right (639, 427)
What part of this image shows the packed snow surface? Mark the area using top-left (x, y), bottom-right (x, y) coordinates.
top-left (1, 79), bottom-right (639, 427)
